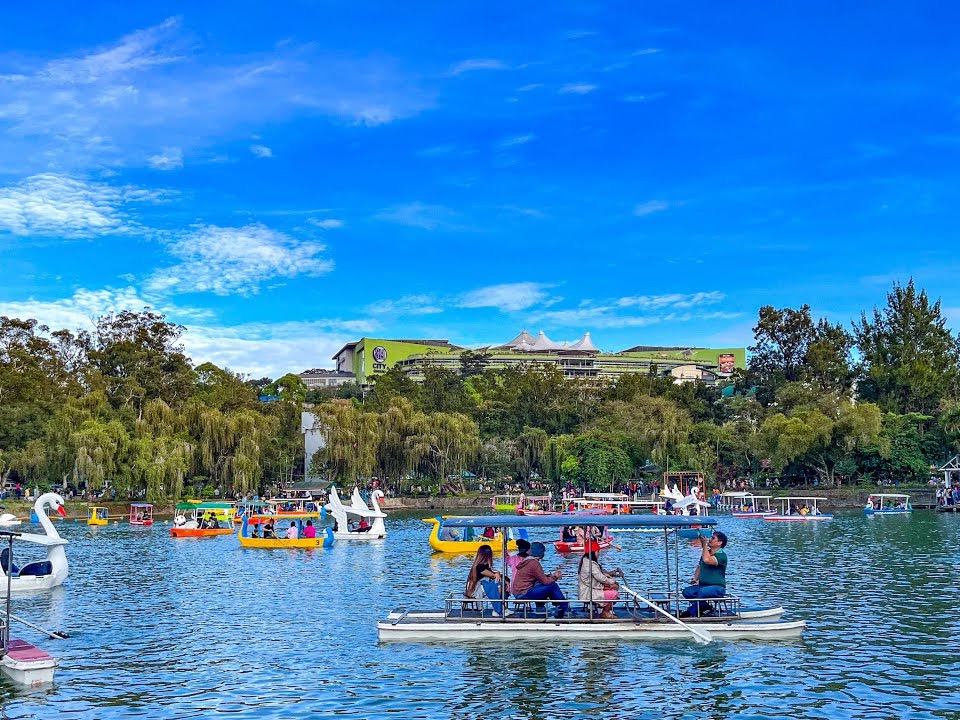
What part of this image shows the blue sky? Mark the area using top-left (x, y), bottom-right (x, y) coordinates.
top-left (2, 2), bottom-right (958, 377)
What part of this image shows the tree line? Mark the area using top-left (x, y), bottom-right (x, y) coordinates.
top-left (2, 280), bottom-right (959, 499)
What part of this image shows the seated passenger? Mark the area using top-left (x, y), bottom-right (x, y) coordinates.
top-left (263, 520), bottom-right (276, 539)
top-left (512, 541), bottom-right (567, 618)
top-left (250, 524), bottom-right (260, 538)
top-left (285, 522), bottom-right (299, 539)
top-left (481, 526), bottom-right (495, 539)
top-left (357, 517), bottom-right (370, 533)
top-left (561, 526), bottom-right (576, 543)
top-left (465, 544), bottom-right (506, 616)
top-left (302, 519), bottom-right (316, 538)
top-left (577, 540), bottom-right (621, 619)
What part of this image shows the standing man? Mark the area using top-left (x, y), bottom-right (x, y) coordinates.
top-left (512, 541), bottom-right (568, 618)
top-left (680, 531), bottom-right (728, 618)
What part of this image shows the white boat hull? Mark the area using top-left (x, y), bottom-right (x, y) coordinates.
top-left (0, 640), bottom-right (57, 687)
top-left (378, 615), bottom-right (805, 641)
top-left (764, 514), bottom-right (833, 522)
top-left (332, 530), bottom-right (386, 541)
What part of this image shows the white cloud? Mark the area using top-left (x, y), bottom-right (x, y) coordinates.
top-left (458, 282), bottom-right (555, 312)
top-left (308, 218), bottom-right (344, 229)
top-left (499, 134), bottom-right (535, 148)
top-left (364, 294), bottom-right (443, 316)
top-left (0, 173), bottom-right (155, 237)
top-left (148, 147), bottom-right (183, 170)
top-left (0, 286), bottom-right (375, 377)
top-left (0, 18), bottom-right (432, 173)
top-left (559, 83), bottom-right (596, 95)
top-left (250, 144), bottom-right (272, 158)
top-left (449, 58), bottom-right (508, 75)
top-left (531, 291), bottom-right (731, 329)
top-left (146, 223), bottom-right (334, 296)
top-left (632, 48), bottom-right (661, 56)
top-left (0, 287), bottom-right (156, 332)
top-left (182, 319), bottom-right (379, 377)
top-left (375, 202), bottom-right (460, 231)
top-left (633, 200), bottom-right (670, 216)
top-left (516, 83), bottom-right (543, 92)
top-left (616, 291), bottom-right (725, 310)
top-left (621, 91), bottom-right (665, 103)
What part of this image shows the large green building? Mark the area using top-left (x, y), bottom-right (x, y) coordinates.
top-left (332, 330), bottom-right (744, 388)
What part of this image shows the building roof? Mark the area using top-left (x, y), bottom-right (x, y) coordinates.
top-left (567, 331), bottom-right (599, 353)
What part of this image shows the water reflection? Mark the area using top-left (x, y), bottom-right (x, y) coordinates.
top-left (0, 510), bottom-right (957, 718)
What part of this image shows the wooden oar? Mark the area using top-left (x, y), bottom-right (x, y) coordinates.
top-left (9, 612), bottom-right (69, 639)
top-left (618, 579), bottom-right (712, 645)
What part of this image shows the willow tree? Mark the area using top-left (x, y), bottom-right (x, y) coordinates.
top-left (408, 411), bottom-right (480, 485)
top-left (71, 418), bottom-right (130, 494)
top-left (313, 401), bottom-right (378, 484)
top-left (184, 401), bottom-right (278, 495)
top-left (375, 399), bottom-right (418, 487)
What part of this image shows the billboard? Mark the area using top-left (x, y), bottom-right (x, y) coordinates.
top-left (718, 353), bottom-right (735, 373)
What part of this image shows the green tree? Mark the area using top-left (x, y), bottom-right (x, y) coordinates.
top-left (854, 279), bottom-right (960, 414)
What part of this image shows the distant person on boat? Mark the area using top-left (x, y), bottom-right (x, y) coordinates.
top-left (561, 526), bottom-right (576, 543)
top-left (439, 524), bottom-right (460, 542)
top-left (250, 524), bottom-right (260, 538)
top-left (357, 517), bottom-right (370, 533)
top-left (513, 541), bottom-right (568, 619)
top-left (303, 519), bottom-right (316, 538)
top-left (577, 540), bottom-right (621, 619)
top-left (465, 544), bottom-right (506, 616)
top-left (207, 513), bottom-right (219, 529)
top-left (263, 520), bottom-right (276, 539)
top-left (481, 526), bottom-right (495, 539)
top-left (680, 531), bottom-right (728, 618)
top-left (866, 497), bottom-right (875, 511)
top-left (285, 522), bottom-right (299, 539)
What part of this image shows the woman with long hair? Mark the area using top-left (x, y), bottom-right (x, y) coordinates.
top-left (577, 540), bottom-right (621, 619)
top-left (465, 544), bottom-right (506, 616)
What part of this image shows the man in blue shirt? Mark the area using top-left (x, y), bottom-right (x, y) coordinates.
top-left (679, 531), bottom-right (728, 618)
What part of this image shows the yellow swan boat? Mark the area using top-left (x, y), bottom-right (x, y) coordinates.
top-left (87, 507), bottom-right (109, 526)
top-left (424, 516), bottom-right (522, 554)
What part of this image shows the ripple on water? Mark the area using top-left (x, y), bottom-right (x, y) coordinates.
top-left (1, 510), bottom-right (959, 718)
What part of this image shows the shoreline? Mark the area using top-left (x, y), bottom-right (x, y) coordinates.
top-left (2, 486), bottom-right (939, 521)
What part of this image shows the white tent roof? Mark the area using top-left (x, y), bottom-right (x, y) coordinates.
top-left (530, 330), bottom-right (563, 351)
top-left (502, 329), bottom-right (536, 349)
top-left (568, 331), bottom-right (599, 352)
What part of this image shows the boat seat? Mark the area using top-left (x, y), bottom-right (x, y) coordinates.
top-left (17, 560), bottom-right (53, 577)
top-left (0, 548), bottom-right (19, 576)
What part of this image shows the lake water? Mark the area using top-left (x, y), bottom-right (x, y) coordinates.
top-left (2, 508), bottom-right (959, 719)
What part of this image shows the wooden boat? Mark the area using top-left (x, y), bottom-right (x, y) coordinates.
top-left (129, 503), bottom-right (153, 526)
top-left (378, 514), bottom-right (804, 642)
top-left (864, 493), bottom-right (911, 516)
top-left (324, 487), bottom-right (387, 541)
top-left (763, 497), bottom-right (832, 522)
top-left (1, 493), bottom-right (69, 595)
top-left (87, 506), bottom-right (109, 526)
top-left (170, 502), bottom-right (235, 537)
top-left (236, 515), bottom-right (334, 549)
top-left (424, 516), bottom-right (522, 554)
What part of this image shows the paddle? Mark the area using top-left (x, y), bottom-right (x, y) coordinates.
top-left (9, 612), bottom-right (69, 640)
top-left (618, 576), bottom-right (712, 645)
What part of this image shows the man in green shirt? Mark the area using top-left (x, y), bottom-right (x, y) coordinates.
top-left (679, 531), bottom-right (728, 618)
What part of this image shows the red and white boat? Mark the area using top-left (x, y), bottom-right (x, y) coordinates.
top-left (553, 528), bottom-right (615, 554)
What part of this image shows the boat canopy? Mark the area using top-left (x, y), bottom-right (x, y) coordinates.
top-left (130, 503), bottom-right (153, 508)
top-left (441, 514), bottom-right (717, 529)
top-left (175, 501), bottom-right (233, 511)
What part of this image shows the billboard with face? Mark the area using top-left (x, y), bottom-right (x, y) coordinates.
top-left (718, 353), bottom-right (735, 373)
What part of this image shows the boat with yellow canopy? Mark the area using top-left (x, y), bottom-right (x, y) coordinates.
top-left (170, 502), bottom-right (235, 538)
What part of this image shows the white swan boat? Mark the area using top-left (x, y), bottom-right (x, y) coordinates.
top-left (0, 493), bottom-right (68, 595)
top-left (0, 512), bottom-right (22, 527)
top-left (378, 514), bottom-right (805, 643)
top-left (325, 487), bottom-right (387, 541)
